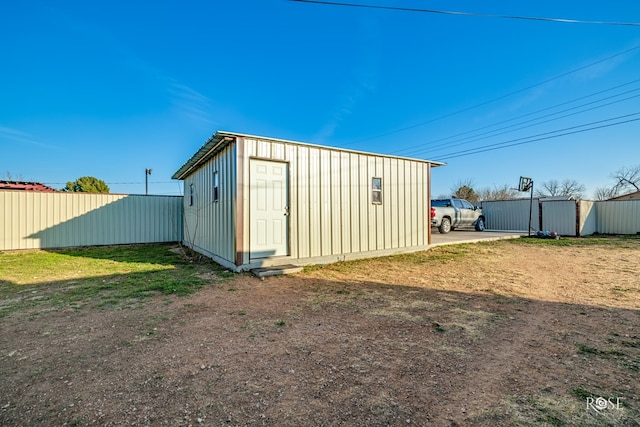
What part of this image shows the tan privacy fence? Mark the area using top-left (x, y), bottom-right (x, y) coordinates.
top-left (481, 199), bottom-right (640, 236)
top-left (1, 191), bottom-right (183, 250)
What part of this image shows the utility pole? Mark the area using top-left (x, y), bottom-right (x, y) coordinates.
top-left (145, 168), bottom-right (152, 195)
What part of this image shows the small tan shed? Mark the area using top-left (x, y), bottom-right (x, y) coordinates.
top-left (172, 131), bottom-right (444, 272)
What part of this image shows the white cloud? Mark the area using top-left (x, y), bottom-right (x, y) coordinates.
top-left (0, 126), bottom-right (52, 148)
top-left (168, 82), bottom-right (218, 129)
top-left (312, 18), bottom-right (381, 143)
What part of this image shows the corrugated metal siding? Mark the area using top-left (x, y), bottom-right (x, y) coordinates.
top-left (243, 137), bottom-right (429, 263)
top-left (542, 201), bottom-right (577, 236)
top-left (481, 199), bottom-right (540, 232)
top-left (481, 199), bottom-right (640, 235)
top-left (596, 200), bottom-right (640, 234)
top-left (182, 142), bottom-right (236, 264)
top-left (0, 191), bottom-right (182, 250)
top-left (578, 200), bottom-right (597, 236)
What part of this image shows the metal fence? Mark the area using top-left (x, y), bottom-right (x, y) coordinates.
top-left (2, 192), bottom-right (638, 251)
top-left (481, 198), bottom-right (640, 236)
top-left (481, 199), bottom-right (540, 232)
top-left (596, 200), bottom-right (640, 235)
top-left (0, 191), bottom-right (183, 250)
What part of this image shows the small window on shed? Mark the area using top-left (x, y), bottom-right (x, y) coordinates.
top-left (189, 183), bottom-right (194, 206)
top-left (371, 177), bottom-right (382, 204)
top-left (213, 171), bottom-right (219, 202)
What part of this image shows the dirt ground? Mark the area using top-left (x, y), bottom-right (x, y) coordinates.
top-left (1, 239), bottom-right (639, 426)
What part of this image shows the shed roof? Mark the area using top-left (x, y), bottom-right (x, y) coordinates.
top-left (172, 130), bottom-right (446, 180)
top-left (0, 181), bottom-right (57, 192)
top-left (608, 190), bottom-right (640, 201)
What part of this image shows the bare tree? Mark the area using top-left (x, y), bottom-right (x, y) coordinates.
top-left (536, 179), bottom-right (559, 197)
top-left (477, 184), bottom-right (519, 201)
top-left (591, 165), bottom-right (640, 200)
top-left (535, 179), bottom-right (585, 199)
top-left (593, 186), bottom-right (619, 201)
top-left (2, 171), bottom-right (25, 181)
top-left (612, 165), bottom-right (640, 194)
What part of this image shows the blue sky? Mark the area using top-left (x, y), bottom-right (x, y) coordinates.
top-left (1, 0), bottom-right (639, 198)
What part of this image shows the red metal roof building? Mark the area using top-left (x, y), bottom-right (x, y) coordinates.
top-left (0, 180), bottom-right (58, 192)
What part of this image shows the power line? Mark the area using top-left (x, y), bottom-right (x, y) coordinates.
top-left (107, 181), bottom-right (177, 185)
top-left (340, 43), bottom-right (640, 146)
top-left (44, 181), bottom-right (176, 185)
top-left (434, 93), bottom-right (640, 154)
top-left (293, 0), bottom-right (640, 163)
top-left (432, 112), bottom-right (640, 161)
top-left (291, 0), bottom-right (640, 27)
top-left (405, 88), bottom-right (640, 157)
top-left (391, 77), bottom-right (640, 156)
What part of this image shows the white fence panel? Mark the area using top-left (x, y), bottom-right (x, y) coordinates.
top-left (0, 191), bottom-right (183, 250)
top-left (578, 200), bottom-right (597, 236)
top-left (481, 199), bottom-right (540, 232)
top-left (481, 198), bottom-right (639, 235)
top-left (542, 201), bottom-right (576, 236)
top-left (596, 200), bottom-right (640, 235)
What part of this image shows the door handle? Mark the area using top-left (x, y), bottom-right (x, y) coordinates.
top-left (284, 205), bottom-right (290, 216)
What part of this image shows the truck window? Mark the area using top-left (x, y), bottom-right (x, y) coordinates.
top-left (453, 199), bottom-right (464, 208)
top-left (461, 200), bottom-right (474, 209)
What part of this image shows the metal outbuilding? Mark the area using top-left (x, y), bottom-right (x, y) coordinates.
top-left (172, 131), bottom-right (444, 272)
top-left (608, 190), bottom-right (640, 201)
top-left (0, 180), bottom-right (57, 192)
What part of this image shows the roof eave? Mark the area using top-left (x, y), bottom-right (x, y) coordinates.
top-left (171, 133), bottom-right (235, 180)
top-left (172, 130), bottom-right (447, 180)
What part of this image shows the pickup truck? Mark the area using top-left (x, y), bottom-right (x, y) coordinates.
top-left (431, 198), bottom-right (485, 234)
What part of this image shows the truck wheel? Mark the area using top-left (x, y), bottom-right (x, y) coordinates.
top-left (438, 217), bottom-right (451, 234)
top-left (475, 217), bottom-right (485, 232)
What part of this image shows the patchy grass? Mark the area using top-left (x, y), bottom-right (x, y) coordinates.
top-left (473, 383), bottom-right (636, 427)
top-left (302, 244), bottom-right (472, 275)
top-left (575, 339), bottom-right (640, 374)
top-left (477, 393), bottom-right (630, 427)
top-left (508, 234), bottom-right (640, 248)
top-left (0, 244), bottom-right (230, 317)
top-left (301, 235), bottom-right (639, 277)
top-left (575, 342), bottom-right (626, 358)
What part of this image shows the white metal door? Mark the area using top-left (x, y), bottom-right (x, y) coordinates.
top-left (250, 159), bottom-right (289, 259)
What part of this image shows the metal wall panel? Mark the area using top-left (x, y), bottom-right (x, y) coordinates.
top-left (320, 149), bottom-right (332, 256)
top-left (481, 199), bottom-right (541, 232)
top-left (309, 147), bottom-right (322, 257)
top-left (542, 201), bottom-right (577, 236)
top-left (296, 145), bottom-right (310, 258)
top-left (330, 151), bottom-right (342, 255)
top-left (480, 199), bottom-right (640, 236)
top-left (241, 137), bottom-right (430, 265)
top-left (0, 191), bottom-right (183, 250)
top-left (596, 200), bottom-right (640, 234)
top-left (182, 142), bottom-right (236, 264)
top-left (383, 157), bottom-right (393, 249)
top-left (340, 151), bottom-right (352, 254)
top-left (578, 200), bottom-right (597, 236)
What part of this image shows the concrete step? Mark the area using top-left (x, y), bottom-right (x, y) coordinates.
top-left (251, 264), bottom-right (303, 278)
